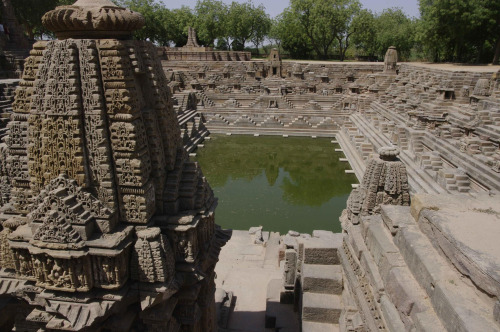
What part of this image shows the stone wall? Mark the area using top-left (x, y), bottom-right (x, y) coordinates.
top-left (162, 60), bottom-right (388, 137)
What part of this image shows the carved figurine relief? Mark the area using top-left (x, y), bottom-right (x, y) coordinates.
top-left (0, 0), bottom-right (227, 331)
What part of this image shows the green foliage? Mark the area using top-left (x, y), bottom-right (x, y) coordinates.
top-left (375, 8), bottom-right (416, 60)
top-left (118, 0), bottom-right (170, 45)
top-left (350, 9), bottom-right (377, 57)
top-left (170, 7), bottom-right (195, 47)
top-left (224, 1), bottom-right (271, 52)
top-left (271, 9), bottom-right (314, 59)
top-left (194, 0), bottom-right (227, 47)
top-left (350, 8), bottom-right (415, 60)
top-left (417, 0), bottom-right (500, 63)
top-left (289, 0), bottom-right (361, 60)
top-left (8, 0), bottom-right (72, 39)
top-left (225, 1), bottom-right (254, 50)
top-left (8, 0), bottom-right (499, 63)
top-left (249, 4), bottom-right (271, 55)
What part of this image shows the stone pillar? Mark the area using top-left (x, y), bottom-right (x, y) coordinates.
top-left (383, 46), bottom-right (398, 74)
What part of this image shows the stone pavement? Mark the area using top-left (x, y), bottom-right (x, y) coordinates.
top-left (215, 230), bottom-right (300, 331)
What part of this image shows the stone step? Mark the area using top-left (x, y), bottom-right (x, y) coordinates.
top-left (302, 321), bottom-right (339, 332)
top-left (350, 114), bottom-right (444, 194)
top-left (394, 223), bottom-right (500, 332)
top-left (302, 293), bottom-right (342, 324)
top-left (301, 264), bottom-right (342, 295)
top-left (301, 231), bottom-right (342, 265)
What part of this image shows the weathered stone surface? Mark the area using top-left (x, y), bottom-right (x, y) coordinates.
top-left (302, 293), bottom-right (342, 324)
top-left (0, 1), bottom-right (228, 331)
top-left (380, 295), bottom-right (405, 332)
top-left (302, 264), bottom-right (342, 295)
top-left (413, 193), bottom-right (500, 298)
top-left (380, 205), bottom-right (413, 235)
top-left (302, 236), bottom-right (342, 265)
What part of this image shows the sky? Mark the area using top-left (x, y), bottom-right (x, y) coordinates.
top-left (160, 0), bottom-right (421, 18)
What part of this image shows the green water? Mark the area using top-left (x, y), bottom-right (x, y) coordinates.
top-left (194, 135), bottom-right (357, 234)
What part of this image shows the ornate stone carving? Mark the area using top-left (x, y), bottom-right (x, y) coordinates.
top-left (0, 0), bottom-right (226, 330)
top-left (42, 0), bottom-right (145, 40)
top-left (131, 227), bottom-right (175, 283)
top-left (341, 146), bottom-right (410, 228)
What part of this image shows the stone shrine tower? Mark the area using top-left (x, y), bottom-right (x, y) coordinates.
top-left (185, 27), bottom-right (201, 48)
top-left (0, 0), bottom-right (228, 331)
top-left (268, 48), bottom-right (282, 78)
top-left (383, 46), bottom-right (398, 74)
top-left (340, 146), bottom-right (410, 229)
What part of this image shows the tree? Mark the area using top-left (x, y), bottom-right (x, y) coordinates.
top-left (8, 0), bottom-right (73, 39)
top-left (289, 0), bottom-right (339, 59)
top-left (350, 9), bottom-right (377, 58)
top-left (417, 0), bottom-right (500, 63)
top-left (169, 6), bottom-right (195, 47)
top-left (374, 8), bottom-right (416, 60)
top-left (119, 0), bottom-right (170, 45)
top-left (249, 4), bottom-right (271, 55)
top-left (333, 0), bottom-right (361, 61)
top-left (267, 17), bottom-right (284, 53)
top-left (194, 0), bottom-right (227, 47)
top-left (289, 0), bottom-right (361, 60)
top-left (271, 9), bottom-right (314, 59)
top-left (225, 1), bottom-right (255, 50)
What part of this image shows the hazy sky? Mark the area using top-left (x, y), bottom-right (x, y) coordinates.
top-left (160, 0), bottom-right (420, 18)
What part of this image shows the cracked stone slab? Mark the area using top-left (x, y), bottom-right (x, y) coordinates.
top-left (412, 193), bottom-right (500, 298)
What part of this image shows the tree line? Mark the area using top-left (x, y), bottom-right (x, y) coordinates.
top-left (4, 0), bottom-right (500, 63)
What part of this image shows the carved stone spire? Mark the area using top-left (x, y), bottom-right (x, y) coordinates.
top-left (340, 146), bottom-right (410, 228)
top-left (184, 27), bottom-right (200, 48)
top-left (0, 0), bottom-right (227, 330)
top-left (42, 0), bottom-right (145, 39)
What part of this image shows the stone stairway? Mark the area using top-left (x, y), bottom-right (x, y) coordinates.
top-left (281, 95), bottom-right (295, 109)
top-left (196, 91), bottom-right (215, 108)
top-left (259, 116), bottom-right (285, 128)
top-left (300, 231), bottom-right (344, 332)
top-left (177, 109), bottom-right (198, 126)
top-left (286, 116), bottom-right (312, 129)
top-left (349, 113), bottom-right (446, 194)
top-left (386, 201), bottom-right (499, 331)
top-left (1, 47), bottom-right (30, 78)
top-left (232, 115), bottom-right (257, 127)
top-left (172, 91), bottom-right (190, 111)
top-left (247, 96), bottom-right (264, 108)
top-left (206, 114), bottom-right (230, 126)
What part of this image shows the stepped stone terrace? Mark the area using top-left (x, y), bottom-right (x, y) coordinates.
top-left (0, 6), bottom-right (499, 331)
top-left (158, 49), bottom-right (500, 331)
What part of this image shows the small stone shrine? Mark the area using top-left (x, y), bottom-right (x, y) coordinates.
top-left (383, 46), bottom-right (398, 74)
top-left (162, 27), bottom-right (251, 62)
top-left (0, 0), bottom-right (228, 331)
top-left (340, 146), bottom-right (410, 228)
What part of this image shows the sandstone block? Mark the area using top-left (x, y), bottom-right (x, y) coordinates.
top-left (302, 264), bottom-right (343, 295)
top-left (380, 205), bottom-right (413, 235)
top-left (380, 295), bottom-right (405, 332)
top-left (302, 293), bottom-right (342, 324)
